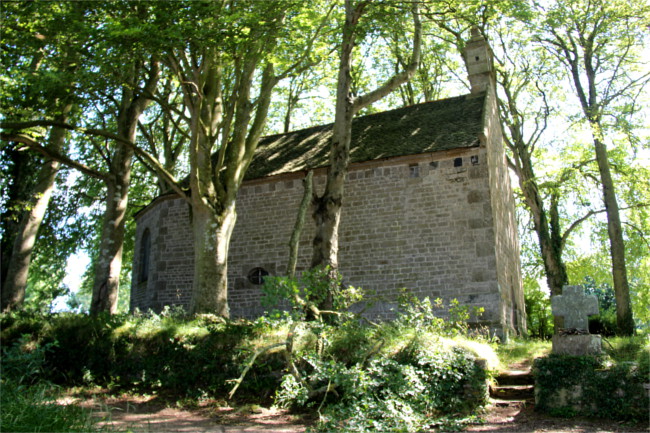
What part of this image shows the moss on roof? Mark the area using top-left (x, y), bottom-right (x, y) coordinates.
top-left (245, 92), bottom-right (485, 180)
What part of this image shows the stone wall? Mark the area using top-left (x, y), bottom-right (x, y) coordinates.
top-left (228, 147), bottom-right (503, 326)
top-left (131, 195), bottom-right (194, 312)
top-left (133, 150), bottom-right (518, 334)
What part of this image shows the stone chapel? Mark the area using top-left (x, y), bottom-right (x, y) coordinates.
top-left (131, 31), bottom-right (527, 336)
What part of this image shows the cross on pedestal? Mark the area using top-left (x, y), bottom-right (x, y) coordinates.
top-left (551, 285), bottom-right (599, 331)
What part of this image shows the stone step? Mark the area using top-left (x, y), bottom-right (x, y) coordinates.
top-left (490, 384), bottom-right (535, 400)
top-left (495, 370), bottom-right (534, 386)
top-left (490, 398), bottom-right (530, 409)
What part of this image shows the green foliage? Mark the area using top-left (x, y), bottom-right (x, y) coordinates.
top-left (396, 290), bottom-right (488, 339)
top-left (534, 352), bottom-right (649, 421)
top-left (269, 292), bottom-right (494, 432)
top-left (1, 337), bottom-right (99, 432)
top-left (261, 266), bottom-right (365, 320)
top-left (0, 310), bottom-right (282, 400)
top-left (1, 289), bottom-right (496, 433)
top-left (523, 279), bottom-right (554, 338)
top-left (279, 347), bottom-right (486, 432)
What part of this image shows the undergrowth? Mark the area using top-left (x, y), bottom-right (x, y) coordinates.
top-left (1, 270), bottom-right (500, 432)
top-left (1, 337), bottom-right (100, 432)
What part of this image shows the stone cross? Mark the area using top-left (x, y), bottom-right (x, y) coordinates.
top-left (551, 285), bottom-right (599, 331)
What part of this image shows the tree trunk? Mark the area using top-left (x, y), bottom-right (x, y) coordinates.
top-left (517, 156), bottom-right (568, 299)
top-left (1, 148), bottom-right (34, 291)
top-left (311, 0), bottom-right (420, 311)
top-left (1, 155), bottom-right (60, 312)
top-left (1, 113), bottom-right (69, 312)
top-left (89, 150), bottom-right (132, 314)
top-left (310, 0), bottom-right (357, 275)
top-left (593, 136), bottom-right (634, 335)
top-left (89, 60), bottom-right (159, 315)
top-left (189, 201), bottom-right (235, 317)
top-left (310, 111), bottom-right (353, 272)
top-left (287, 171), bottom-right (313, 279)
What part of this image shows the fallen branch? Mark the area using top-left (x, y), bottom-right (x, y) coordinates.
top-left (228, 342), bottom-right (286, 399)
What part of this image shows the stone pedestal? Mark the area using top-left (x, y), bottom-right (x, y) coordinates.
top-left (552, 334), bottom-right (602, 356)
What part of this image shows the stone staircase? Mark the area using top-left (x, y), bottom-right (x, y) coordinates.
top-left (489, 369), bottom-right (535, 408)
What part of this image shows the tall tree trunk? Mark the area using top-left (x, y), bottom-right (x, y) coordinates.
top-left (90, 60), bottom-right (159, 314)
top-left (89, 146), bottom-right (133, 314)
top-left (516, 154), bottom-right (568, 297)
top-left (311, 0), bottom-right (421, 296)
top-left (189, 201), bottom-right (235, 317)
top-left (593, 136), bottom-right (634, 335)
top-left (1, 110), bottom-right (70, 312)
top-left (1, 156), bottom-right (59, 311)
top-left (1, 148), bottom-right (34, 289)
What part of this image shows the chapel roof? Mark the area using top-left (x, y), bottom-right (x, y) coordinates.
top-left (244, 92), bottom-right (485, 180)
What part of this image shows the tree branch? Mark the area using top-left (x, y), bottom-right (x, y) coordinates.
top-left (2, 132), bottom-right (108, 181)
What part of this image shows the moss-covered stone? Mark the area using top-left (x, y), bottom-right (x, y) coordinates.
top-left (534, 354), bottom-right (649, 421)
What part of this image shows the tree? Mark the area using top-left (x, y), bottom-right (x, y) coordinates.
top-left (490, 20), bottom-right (574, 300)
top-left (1, 3), bottom-right (160, 314)
top-left (310, 0), bottom-right (421, 309)
top-left (126, 1), bottom-right (329, 316)
top-left (538, 0), bottom-right (650, 335)
top-left (0, 2), bottom-right (80, 312)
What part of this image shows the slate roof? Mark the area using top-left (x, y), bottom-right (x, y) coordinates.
top-left (245, 92), bottom-right (485, 180)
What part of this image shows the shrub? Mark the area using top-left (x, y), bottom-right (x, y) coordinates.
top-left (0, 311), bottom-right (284, 400)
top-left (275, 330), bottom-right (490, 432)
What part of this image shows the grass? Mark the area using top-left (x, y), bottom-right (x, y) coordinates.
top-left (0, 380), bottom-right (101, 433)
top-left (602, 335), bottom-right (649, 363)
top-left (495, 338), bottom-right (551, 370)
top-left (494, 334), bottom-right (649, 371)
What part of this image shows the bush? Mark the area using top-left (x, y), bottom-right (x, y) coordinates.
top-left (0, 310), bottom-right (284, 400)
top-left (269, 292), bottom-right (495, 432)
top-left (0, 288), bottom-right (496, 432)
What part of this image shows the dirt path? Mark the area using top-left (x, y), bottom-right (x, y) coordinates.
top-left (75, 394), bottom-right (309, 432)
top-left (73, 392), bottom-right (648, 433)
top-left (464, 399), bottom-right (649, 433)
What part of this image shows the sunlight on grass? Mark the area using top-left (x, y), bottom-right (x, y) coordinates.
top-left (496, 338), bottom-right (551, 370)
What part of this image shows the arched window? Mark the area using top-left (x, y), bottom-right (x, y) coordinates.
top-left (139, 229), bottom-right (151, 283)
top-left (247, 267), bottom-right (269, 285)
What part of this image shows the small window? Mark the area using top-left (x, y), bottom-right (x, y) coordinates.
top-left (409, 164), bottom-right (419, 178)
top-left (429, 161), bottom-right (439, 169)
top-left (247, 267), bottom-right (269, 285)
top-left (471, 155), bottom-right (479, 165)
top-left (454, 157), bottom-right (463, 167)
top-left (139, 229), bottom-right (151, 283)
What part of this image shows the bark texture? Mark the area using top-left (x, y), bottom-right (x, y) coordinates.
top-left (287, 171), bottom-right (313, 279)
top-left (592, 136), bottom-right (634, 334)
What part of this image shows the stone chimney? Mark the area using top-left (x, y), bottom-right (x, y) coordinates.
top-left (464, 27), bottom-right (494, 94)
